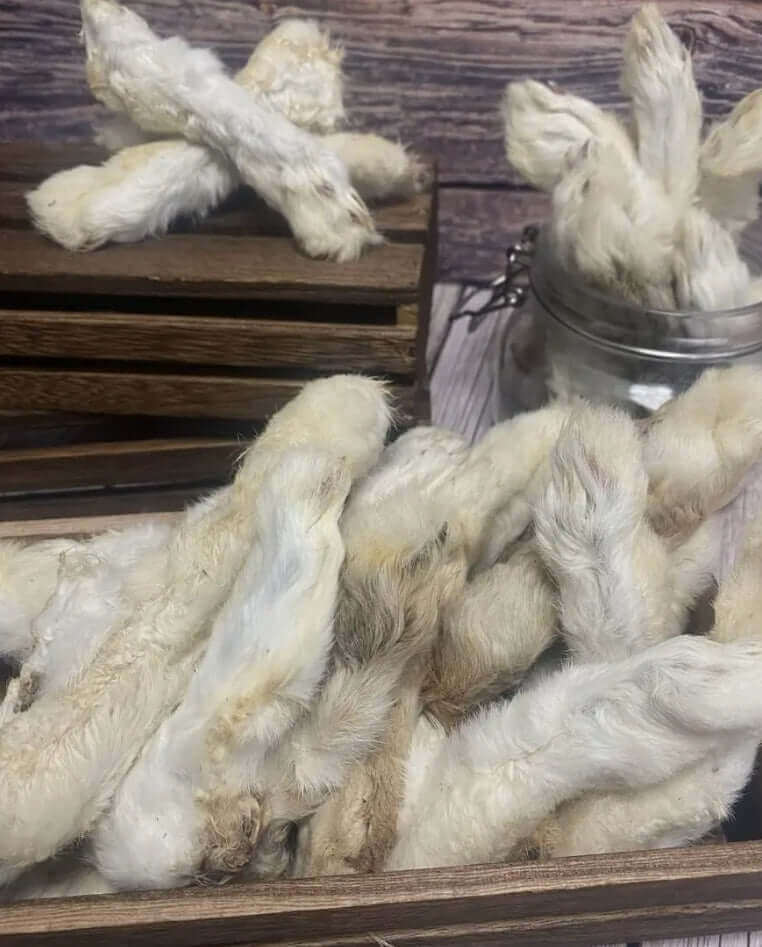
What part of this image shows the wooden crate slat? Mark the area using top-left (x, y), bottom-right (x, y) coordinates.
top-left (0, 485), bottom-right (212, 523)
top-left (2, 843), bottom-right (762, 946)
top-left (0, 369), bottom-right (417, 421)
top-left (0, 438), bottom-right (241, 493)
top-left (0, 310), bottom-right (417, 374)
top-left (0, 230), bottom-right (423, 304)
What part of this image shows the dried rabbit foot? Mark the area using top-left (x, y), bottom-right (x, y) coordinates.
top-left (253, 429), bottom-right (469, 861)
top-left (235, 19), bottom-right (345, 134)
top-left (621, 4), bottom-right (702, 210)
top-left (532, 507), bottom-right (762, 861)
top-left (701, 89), bottom-right (762, 232)
top-left (502, 79), bottom-right (635, 193)
top-left (699, 171), bottom-right (760, 239)
top-left (33, 17), bottom-right (427, 252)
top-left (293, 429), bottom-right (468, 877)
top-left (532, 739), bottom-right (757, 858)
top-left (534, 403), bottom-right (715, 661)
top-left (0, 520), bottom-right (173, 729)
top-left (0, 375), bottom-right (390, 886)
top-left (0, 539), bottom-right (77, 665)
top-left (642, 366), bottom-right (762, 540)
top-left (28, 141), bottom-right (236, 251)
top-left (30, 20), bottom-right (335, 251)
top-left (672, 207), bottom-right (751, 310)
top-left (29, 130), bottom-right (429, 252)
top-left (93, 449), bottom-right (349, 890)
top-left (442, 403), bottom-right (572, 572)
top-left (388, 635), bottom-right (762, 870)
top-left (423, 540), bottom-right (556, 727)
top-left (80, 0), bottom-right (380, 261)
top-left (550, 137), bottom-right (677, 308)
top-left (323, 133), bottom-right (432, 203)
top-left (95, 19), bottom-right (345, 150)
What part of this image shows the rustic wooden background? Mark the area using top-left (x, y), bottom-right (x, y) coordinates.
top-left (4, 1), bottom-right (762, 282)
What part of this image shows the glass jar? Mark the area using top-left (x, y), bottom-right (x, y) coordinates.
top-left (495, 226), bottom-right (762, 419)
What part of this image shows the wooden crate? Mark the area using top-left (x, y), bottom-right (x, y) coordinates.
top-left (0, 142), bottom-right (435, 519)
top-left (0, 509), bottom-right (762, 945)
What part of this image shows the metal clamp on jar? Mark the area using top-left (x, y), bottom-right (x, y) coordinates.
top-left (455, 225), bottom-right (762, 420)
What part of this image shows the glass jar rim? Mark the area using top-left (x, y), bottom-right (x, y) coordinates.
top-left (529, 227), bottom-right (762, 360)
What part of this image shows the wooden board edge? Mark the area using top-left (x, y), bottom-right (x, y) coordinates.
top-left (3, 842), bottom-right (762, 945)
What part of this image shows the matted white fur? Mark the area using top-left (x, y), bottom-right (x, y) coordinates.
top-left (549, 137), bottom-right (677, 308)
top-left (0, 538), bottom-right (78, 665)
top-left (534, 404), bottom-right (716, 661)
top-left (30, 18), bottom-right (428, 253)
top-left (389, 635), bottom-right (762, 870)
top-left (0, 375), bottom-right (390, 886)
top-left (504, 4), bottom-right (760, 312)
top-left (503, 80), bottom-right (634, 194)
top-left (235, 19), bottom-right (346, 135)
top-left (93, 448), bottom-right (350, 890)
top-left (295, 426), bottom-right (469, 878)
top-left (673, 207), bottom-right (751, 310)
top-left (78, 0), bottom-right (379, 261)
top-left (535, 506), bottom-right (762, 860)
top-left (621, 4), bottom-right (702, 211)
top-left (643, 365), bottom-right (762, 539)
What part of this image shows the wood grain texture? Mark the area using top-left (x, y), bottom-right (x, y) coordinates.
top-left (0, 438), bottom-right (241, 493)
top-left (0, 229), bottom-right (422, 305)
top-left (0, 369), bottom-right (418, 423)
top-left (0, 484), bottom-right (214, 522)
top-left (0, 310), bottom-right (418, 374)
top-left (4, 3), bottom-right (762, 182)
top-left (3, 843), bottom-right (762, 946)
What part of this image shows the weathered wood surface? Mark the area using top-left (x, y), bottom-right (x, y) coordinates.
top-left (0, 309), bottom-right (418, 374)
top-left (0, 229), bottom-right (423, 305)
top-left (0, 369), bottom-right (417, 421)
top-left (3, 843), bottom-right (762, 946)
top-left (4, 3), bottom-right (762, 280)
top-left (0, 439), bottom-right (242, 493)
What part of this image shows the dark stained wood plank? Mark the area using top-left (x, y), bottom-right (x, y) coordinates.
top-left (0, 370), bottom-right (306, 420)
top-left (4, 843), bottom-right (762, 945)
top-left (0, 485), bottom-right (215, 523)
top-left (438, 187), bottom-right (550, 284)
top-left (0, 412), bottom-right (262, 450)
top-left (0, 310), bottom-right (418, 375)
top-left (0, 439), bottom-right (241, 493)
top-left (0, 369), bottom-right (417, 422)
top-left (0, 229), bottom-right (423, 305)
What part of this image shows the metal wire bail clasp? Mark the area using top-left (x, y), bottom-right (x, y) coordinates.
top-left (450, 225), bottom-right (539, 333)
